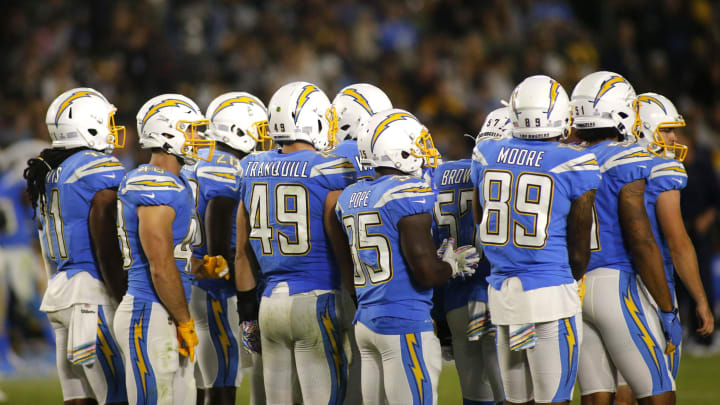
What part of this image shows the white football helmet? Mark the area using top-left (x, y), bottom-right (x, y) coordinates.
top-left (331, 83), bottom-right (393, 142)
top-left (205, 92), bottom-right (271, 153)
top-left (509, 75), bottom-right (571, 140)
top-left (267, 81), bottom-right (337, 150)
top-left (136, 94), bottom-right (214, 164)
top-left (45, 87), bottom-right (125, 152)
top-left (633, 92), bottom-right (687, 161)
top-left (358, 109), bottom-right (440, 177)
top-left (476, 106), bottom-right (511, 143)
top-left (570, 71), bottom-right (637, 139)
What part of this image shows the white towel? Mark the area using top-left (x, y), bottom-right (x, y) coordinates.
top-left (509, 323), bottom-right (537, 351)
top-left (466, 300), bottom-right (493, 341)
top-left (67, 304), bottom-right (99, 366)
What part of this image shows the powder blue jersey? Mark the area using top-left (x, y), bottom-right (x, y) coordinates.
top-left (333, 139), bottom-right (374, 181)
top-left (644, 156), bottom-right (687, 295)
top-left (431, 159), bottom-right (489, 311)
top-left (0, 169), bottom-right (34, 247)
top-left (238, 149), bottom-right (356, 297)
top-left (117, 164), bottom-right (198, 303)
top-left (336, 175), bottom-right (437, 334)
top-left (586, 141), bottom-right (653, 274)
top-left (38, 150), bottom-right (124, 280)
top-left (471, 137), bottom-right (601, 291)
top-left (181, 148), bottom-right (241, 298)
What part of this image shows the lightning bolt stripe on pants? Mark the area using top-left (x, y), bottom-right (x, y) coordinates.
top-left (96, 306), bottom-right (127, 403)
top-left (316, 293), bottom-right (348, 405)
top-left (551, 316), bottom-right (578, 403)
top-left (401, 332), bottom-right (432, 405)
top-left (129, 302), bottom-right (157, 404)
top-left (619, 272), bottom-right (673, 395)
top-left (207, 296), bottom-right (239, 387)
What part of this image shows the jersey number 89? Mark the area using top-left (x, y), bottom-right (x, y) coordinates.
top-left (479, 170), bottom-right (554, 248)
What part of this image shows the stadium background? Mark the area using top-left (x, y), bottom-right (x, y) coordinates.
top-left (1, 0), bottom-right (719, 402)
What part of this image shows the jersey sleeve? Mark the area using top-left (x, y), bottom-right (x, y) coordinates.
top-left (122, 173), bottom-right (186, 207)
top-left (68, 155), bottom-right (125, 193)
top-left (373, 178), bottom-right (437, 220)
top-left (196, 160), bottom-right (240, 200)
top-left (310, 154), bottom-right (358, 190)
top-left (647, 160), bottom-right (687, 192)
top-left (470, 143), bottom-right (488, 188)
top-left (601, 146), bottom-right (652, 185)
top-left (549, 150), bottom-right (602, 200)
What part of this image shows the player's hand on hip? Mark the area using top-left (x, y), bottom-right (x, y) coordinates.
top-left (203, 254), bottom-right (230, 279)
top-left (658, 308), bottom-right (682, 355)
top-left (176, 318), bottom-right (199, 362)
top-left (439, 238), bottom-right (479, 278)
top-left (241, 320), bottom-right (262, 355)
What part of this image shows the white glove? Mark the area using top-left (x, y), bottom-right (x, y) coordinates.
top-left (438, 238), bottom-right (480, 278)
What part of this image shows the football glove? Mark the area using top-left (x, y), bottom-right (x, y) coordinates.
top-left (438, 238), bottom-right (480, 278)
top-left (203, 255), bottom-right (229, 279)
top-left (241, 320), bottom-right (262, 355)
top-left (176, 318), bottom-right (199, 362)
top-left (658, 308), bottom-right (682, 355)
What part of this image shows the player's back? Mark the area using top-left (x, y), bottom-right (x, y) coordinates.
top-left (586, 141), bottom-right (652, 273)
top-left (336, 175), bottom-right (436, 326)
top-left (432, 159), bottom-right (489, 309)
top-left (644, 155), bottom-right (687, 294)
top-left (40, 150), bottom-right (124, 279)
top-left (0, 169), bottom-right (34, 247)
top-left (117, 164), bottom-right (197, 303)
top-left (239, 149), bottom-right (356, 296)
top-left (472, 137), bottom-right (600, 290)
top-left (333, 139), bottom-right (374, 180)
top-left (181, 148), bottom-right (241, 295)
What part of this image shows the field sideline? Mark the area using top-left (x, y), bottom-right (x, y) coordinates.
top-left (2, 354), bottom-right (718, 404)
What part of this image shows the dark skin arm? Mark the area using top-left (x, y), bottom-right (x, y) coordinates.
top-left (567, 189), bottom-right (596, 280)
top-left (324, 190), bottom-right (356, 298)
top-left (657, 189), bottom-right (714, 335)
top-left (89, 189), bottom-right (127, 303)
top-left (205, 196), bottom-right (237, 259)
top-left (619, 179), bottom-right (673, 312)
top-left (399, 212), bottom-right (453, 288)
top-left (472, 186), bottom-right (482, 227)
top-left (234, 200), bottom-right (259, 292)
top-left (138, 205), bottom-right (191, 323)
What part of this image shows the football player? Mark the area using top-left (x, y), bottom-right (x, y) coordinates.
top-left (24, 88), bottom-right (128, 404)
top-left (334, 108), bottom-right (478, 405)
top-left (234, 81), bottom-right (357, 404)
top-left (181, 92), bottom-right (270, 405)
top-left (330, 82), bottom-right (393, 404)
top-left (113, 94), bottom-right (214, 405)
top-left (614, 93), bottom-right (715, 405)
top-left (472, 76), bottom-right (600, 405)
top-left (431, 106), bottom-right (510, 405)
top-left (331, 83), bottom-right (393, 181)
top-left (0, 139), bottom-right (54, 372)
top-left (572, 73), bottom-right (680, 405)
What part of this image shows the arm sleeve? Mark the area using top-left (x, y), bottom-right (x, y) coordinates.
top-left (197, 161), bottom-right (240, 200)
top-left (78, 156), bottom-right (125, 193)
top-left (310, 155), bottom-right (358, 190)
top-left (647, 160), bottom-right (687, 193)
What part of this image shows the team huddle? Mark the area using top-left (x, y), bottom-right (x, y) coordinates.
top-left (23, 70), bottom-right (714, 405)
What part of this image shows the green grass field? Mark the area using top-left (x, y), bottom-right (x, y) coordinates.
top-left (3, 354), bottom-right (718, 404)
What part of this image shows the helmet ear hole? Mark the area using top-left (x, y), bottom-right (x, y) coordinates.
top-left (318, 119), bottom-right (322, 131)
top-left (401, 151), bottom-right (410, 159)
top-left (88, 128), bottom-right (98, 136)
top-left (618, 112), bottom-right (628, 119)
top-left (341, 124), bottom-right (351, 131)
